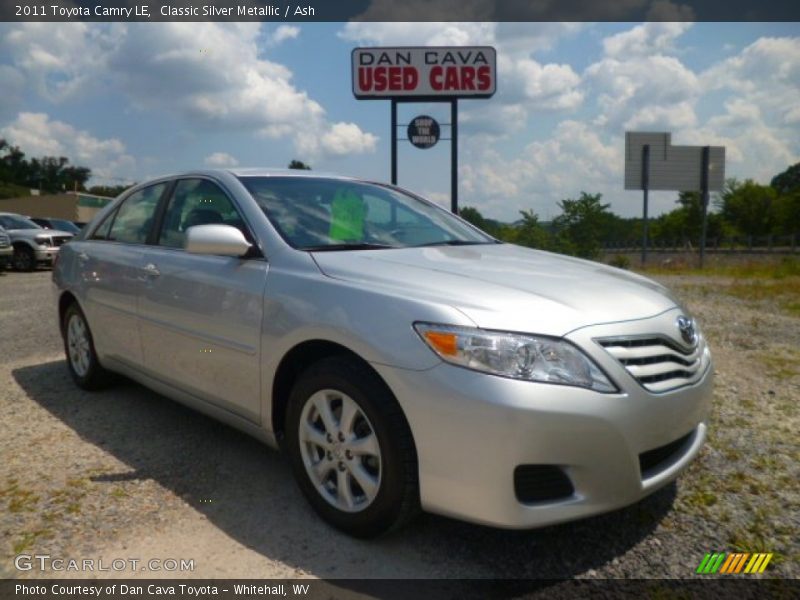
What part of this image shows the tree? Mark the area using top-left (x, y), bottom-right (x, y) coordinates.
top-left (88, 184), bottom-right (132, 198)
top-left (770, 162), bottom-right (800, 195)
top-left (508, 209), bottom-right (552, 250)
top-left (288, 159), bottom-right (311, 170)
top-left (551, 192), bottom-right (612, 258)
top-left (459, 206), bottom-right (486, 229)
top-left (718, 179), bottom-right (776, 237)
top-left (0, 138), bottom-right (92, 193)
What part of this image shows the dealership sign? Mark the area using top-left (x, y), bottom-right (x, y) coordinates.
top-left (352, 46), bottom-right (497, 98)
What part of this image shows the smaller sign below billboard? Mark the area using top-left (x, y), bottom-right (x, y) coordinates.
top-left (625, 132), bottom-right (725, 192)
top-left (352, 46), bottom-right (497, 99)
top-left (407, 115), bottom-right (440, 149)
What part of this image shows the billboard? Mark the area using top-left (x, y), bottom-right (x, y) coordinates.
top-left (352, 46), bottom-right (497, 99)
top-left (624, 132), bottom-right (725, 192)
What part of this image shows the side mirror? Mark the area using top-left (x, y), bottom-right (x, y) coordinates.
top-left (185, 224), bottom-right (252, 257)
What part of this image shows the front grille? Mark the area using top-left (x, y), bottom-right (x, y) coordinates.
top-left (597, 336), bottom-right (708, 393)
top-left (52, 236), bottom-right (71, 247)
top-left (514, 465), bottom-right (574, 503)
top-left (639, 431), bottom-right (694, 478)
top-left (0, 234), bottom-right (9, 248)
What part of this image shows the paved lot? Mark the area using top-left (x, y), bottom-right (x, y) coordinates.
top-left (1, 269), bottom-right (797, 581)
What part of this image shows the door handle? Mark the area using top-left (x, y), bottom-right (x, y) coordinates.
top-left (142, 263), bottom-right (161, 277)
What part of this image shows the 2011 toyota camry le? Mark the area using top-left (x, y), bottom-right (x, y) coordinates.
top-left (53, 169), bottom-right (713, 537)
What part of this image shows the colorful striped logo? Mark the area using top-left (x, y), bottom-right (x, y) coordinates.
top-left (696, 552), bottom-right (773, 574)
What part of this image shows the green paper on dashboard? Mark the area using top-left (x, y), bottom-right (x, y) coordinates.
top-left (329, 190), bottom-right (366, 241)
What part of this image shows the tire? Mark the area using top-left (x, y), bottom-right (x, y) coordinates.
top-left (62, 302), bottom-right (114, 390)
top-left (285, 356), bottom-right (419, 538)
top-left (12, 245), bottom-right (35, 272)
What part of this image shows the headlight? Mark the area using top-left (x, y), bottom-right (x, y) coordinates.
top-left (414, 323), bottom-right (617, 392)
top-left (34, 236), bottom-right (51, 246)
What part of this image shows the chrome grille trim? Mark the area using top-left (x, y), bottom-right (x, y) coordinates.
top-left (596, 335), bottom-right (709, 393)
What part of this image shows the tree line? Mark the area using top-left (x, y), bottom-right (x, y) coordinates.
top-left (460, 162), bottom-right (800, 259)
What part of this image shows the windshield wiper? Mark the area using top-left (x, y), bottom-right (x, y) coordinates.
top-left (304, 243), bottom-right (394, 252)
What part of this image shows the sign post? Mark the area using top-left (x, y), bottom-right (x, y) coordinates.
top-left (450, 99), bottom-right (458, 214)
top-left (352, 46), bottom-right (496, 214)
top-left (625, 132), bottom-right (725, 267)
top-left (700, 146), bottom-right (710, 268)
top-left (642, 144), bottom-right (650, 267)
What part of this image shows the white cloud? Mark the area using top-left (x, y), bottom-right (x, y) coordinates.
top-left (702, 37), bottom-right (800, 127)
top-left (585, 54), bottom-right (699, 131)
top-left (0, 65), bottom-right (25, 119)
top-left (204, 152), bottom-right (239, 167)
top-left (320, 123), bottom-right (379, 156)
top-left (267, 25), bottom-right (300, 46)
top-left (603, 22), bottom-right (692, 58)
top-left (0, 23), bottom-right (112, 101)
top-left (1, 112), bottom-right (135, 183)
top-left (1, 23), bottom-right (377, 161)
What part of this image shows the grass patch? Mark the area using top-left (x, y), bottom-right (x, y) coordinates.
top-left (640, 257), bottom-right (800, 279)
top-left (12, 529), bottom-right (52, 554)
top-left (1, 482), bottom-right (40, 513)
top-left (758, 349), bottom-right (800, 380)
top-left (684, 490), bottom-right (718, 509)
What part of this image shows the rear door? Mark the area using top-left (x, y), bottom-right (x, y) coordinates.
top-left (138, 178), bottom-right (267, 422)
top-left (76, 182), bottom-right (168, 367)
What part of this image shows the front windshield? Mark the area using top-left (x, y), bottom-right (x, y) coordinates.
top-left (0, 215), bottom-right (42, 230)
top-left (238, 176), bottom-right (494, 250)
top-left (50, 219), bottom-right (80, 233)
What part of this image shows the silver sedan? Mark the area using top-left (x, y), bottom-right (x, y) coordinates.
top-left (53, 169), bottom-right (713, 537)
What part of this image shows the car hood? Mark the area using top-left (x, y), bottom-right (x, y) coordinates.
top-left (7, 228), bottom-right (74, 239)
top-left (312, 243), bottom-right (680, 336)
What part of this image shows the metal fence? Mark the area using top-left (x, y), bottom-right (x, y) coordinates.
top-left (604, 233), bottom-right (799, 254)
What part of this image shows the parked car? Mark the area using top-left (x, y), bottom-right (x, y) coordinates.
top-left (0, 225), bottom-right (12, 271)
top-left (0, 212), bottom-right (74, 271)
top-left (30, 217), bottom-right (82, 234)
top-left (53, 169), bottom-right (713, 537)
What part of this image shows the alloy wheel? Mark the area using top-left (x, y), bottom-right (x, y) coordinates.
top-left (67, 313), bottom-right (91, 377)
top-left (298, 389), bottom-right (382, 513)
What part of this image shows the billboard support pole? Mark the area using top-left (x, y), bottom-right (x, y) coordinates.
top-left (641, 144), bottom-right (650, 267)
top-left (451, 98), bottom-right (458, 215)
top-left (390, 99), bottom-right (398, 185)
top-left (700, 145), bottom-right (710, 268)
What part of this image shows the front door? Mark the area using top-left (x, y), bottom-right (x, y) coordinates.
top-left (137, 178), bottom-right (267, 422)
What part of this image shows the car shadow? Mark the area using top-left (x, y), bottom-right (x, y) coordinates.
top-left (13, 359), bottom-right (677, 588)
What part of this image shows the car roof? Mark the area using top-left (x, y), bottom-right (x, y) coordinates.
top-left (182, 168), bottom-right (360, 181)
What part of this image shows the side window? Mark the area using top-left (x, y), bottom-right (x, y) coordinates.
top-left (157, 179), bottom-right (243, 249)
top-left (108, 183), bottom-right (166, 244)
top-left (90, 209), bottom-right (117, 240)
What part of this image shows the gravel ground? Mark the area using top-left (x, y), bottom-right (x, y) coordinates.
top-left (0, 269), bottom-right (797, 581)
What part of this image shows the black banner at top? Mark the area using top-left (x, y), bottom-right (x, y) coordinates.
top-left (3, 0), bottom-right (800, 22)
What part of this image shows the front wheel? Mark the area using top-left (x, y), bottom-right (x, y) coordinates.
top-left (12, 245), bottom-right (35, 271)
top-left (285, 356), bottom-right (419, 537)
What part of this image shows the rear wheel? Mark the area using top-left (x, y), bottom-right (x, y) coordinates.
top-left (285, 356), bottom-right (419, 537)
top-left (62, 302), bottom-right (114, 390)
top-left (12, 245), bottom-right (35, 271)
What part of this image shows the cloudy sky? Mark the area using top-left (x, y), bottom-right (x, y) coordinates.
top-left (0, 21), bottom-right (798, 220)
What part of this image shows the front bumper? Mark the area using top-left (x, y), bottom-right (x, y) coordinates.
top-left (373, 309), bottom-right (713, 529)
top-left (34, 246), bottom-right (60, 263)
top-left (0, 246), bottom-right (12, 260)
